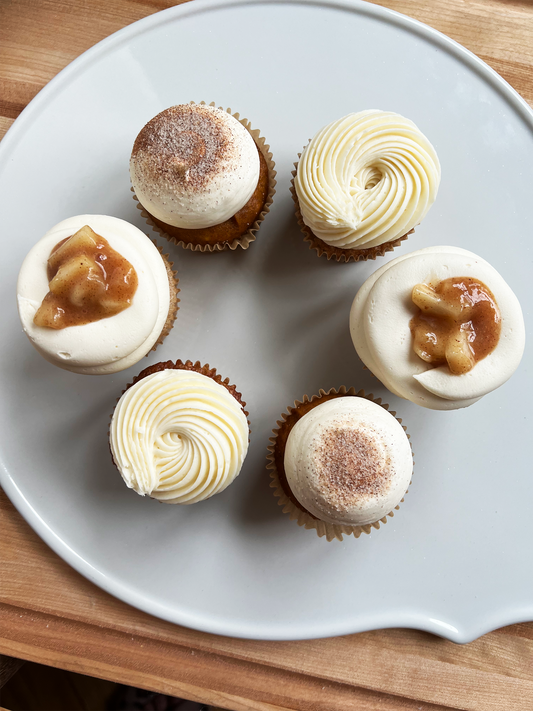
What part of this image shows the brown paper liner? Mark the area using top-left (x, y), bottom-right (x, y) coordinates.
top-left (290, 157), bottom-right (413, 263)
top-left (266, 387), bottom-right (413, 542)
top-left (134, 101), bottom-right (277, 252)
top-left (150, 243), bottom-right (180, 351)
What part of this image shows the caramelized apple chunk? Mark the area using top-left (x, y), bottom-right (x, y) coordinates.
top-left (33, 225), bottom-right (138, 329)
top-left (409, 277), bottom-right (501, 375)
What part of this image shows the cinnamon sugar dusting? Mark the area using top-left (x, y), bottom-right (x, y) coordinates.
top-left (314, 426), bottom-right (392, 511)
top-left (131, 104), bottom-right (232, 191)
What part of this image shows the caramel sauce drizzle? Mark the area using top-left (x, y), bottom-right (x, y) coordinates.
top-left (33, 225), bottom-right (138, 330)
top-left (409, 277), bottom-right (501, 375)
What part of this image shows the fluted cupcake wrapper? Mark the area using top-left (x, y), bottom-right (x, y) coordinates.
top-left (134, 101), bottom-right (277, 253)
top-left (266, 386), bottom-right (414, 542)
top-left (290, 157), bottom-right (413, 263)
top-left (151, 242), bottom-right (180, 351)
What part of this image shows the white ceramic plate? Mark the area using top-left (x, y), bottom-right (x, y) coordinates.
top-left (1, 0), bottom-right (532, 643)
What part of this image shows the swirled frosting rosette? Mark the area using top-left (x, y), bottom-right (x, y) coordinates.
top-left (110, 360), bottom-right (249, 503)
top-left (292, 110), bottom-right (441, 261)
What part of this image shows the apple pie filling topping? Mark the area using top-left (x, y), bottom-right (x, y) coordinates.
top-left (33, 225), bottom-right (138, 329)
top-left (410, 277), bottom-right (501, 375)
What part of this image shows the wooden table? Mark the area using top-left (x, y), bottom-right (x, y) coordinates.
top-left (1, 2), bottom-right (533, 709)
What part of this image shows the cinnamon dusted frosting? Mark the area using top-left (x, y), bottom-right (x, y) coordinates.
top-left (284, 397), bottom-right (412, 526)
top-left (17, 216), bottom-right (171, 375)
top-left (349, 247), bottom-right (526, 409)
top-left (110, 369), bottom-right (249, 504)
top-left (294, 110), bottom-right (441, 249)
top-left (130, 104), bottom-right (260, 229)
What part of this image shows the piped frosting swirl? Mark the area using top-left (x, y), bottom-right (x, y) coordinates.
top-left (294, 110), bottom-right (441, 249)
top-left (110, 368), bottom-right (249, 504)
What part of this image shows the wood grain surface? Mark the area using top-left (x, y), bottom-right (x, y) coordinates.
top-left (1, 1), bottom-right (533, 710)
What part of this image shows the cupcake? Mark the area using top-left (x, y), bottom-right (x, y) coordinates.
top-left (292, 110), bottom-right (441, 261)
top-left (16, 215), bottom-right (178, 375)
top-left (110, 360), bottom-right (249, 503)
top-left (267, 387), bottom-right (413, 541)
top-left (350, 246), bottom-right (526, 409)
top-left (130, 102), bottom-right (276, 252)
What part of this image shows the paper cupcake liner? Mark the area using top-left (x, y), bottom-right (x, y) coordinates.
top-left (290, 158), bottom-right (413, 263)
top-left (151, 242), bottom-right (180, 351)
top-left (266, 386), bottom-right (413, 542)
top-left (134, 101), bottom-right (276, 253)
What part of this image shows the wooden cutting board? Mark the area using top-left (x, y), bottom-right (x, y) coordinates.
top-left (1, 2), bottom-right (533, 710)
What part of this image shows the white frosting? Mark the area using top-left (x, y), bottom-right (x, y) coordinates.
top-left (130, 104), bottom-right (260, 229)
top-left (350, 247), bottom-right (525, 409)
top-left (284, 397), bottom-right (412, 526)
top-left (110, 369), bottom-right (249, 504)
top-left (294, 110), bottom-right (441, 249)
top-left (17, 215), bottom-right (171, 375)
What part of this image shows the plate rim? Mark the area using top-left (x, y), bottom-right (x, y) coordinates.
top-left (1, 0), bottom-right (533, 643)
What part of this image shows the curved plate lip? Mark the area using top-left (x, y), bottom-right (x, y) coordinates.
top-left (1, 0), bottom-right (533, 642)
